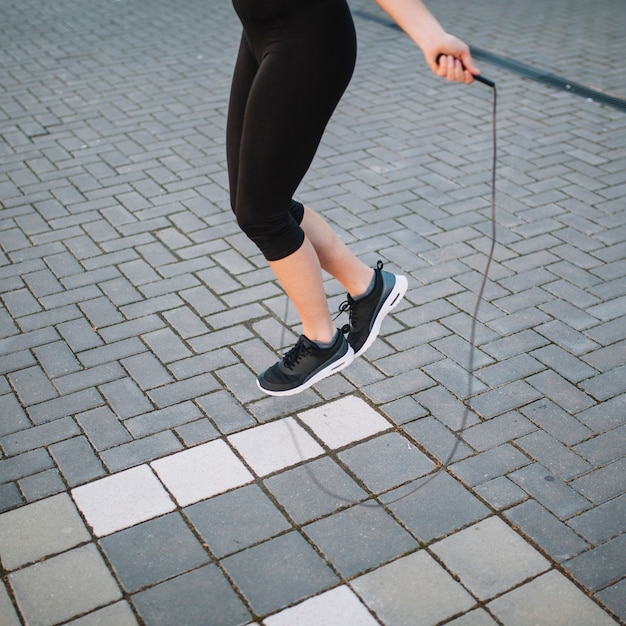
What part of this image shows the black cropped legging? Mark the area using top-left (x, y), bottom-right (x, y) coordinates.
top-left (226, 0), bottom-right (357, 261)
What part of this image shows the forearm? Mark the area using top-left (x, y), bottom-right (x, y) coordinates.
top-left (373, 0), bottom-right (478, 82)
top-left (374, 0), bottom-right (445, 52)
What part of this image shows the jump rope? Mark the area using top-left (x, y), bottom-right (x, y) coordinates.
top-left (280, 63), bottom-right (498, 506)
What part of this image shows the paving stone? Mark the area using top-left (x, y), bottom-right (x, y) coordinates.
top-left (474, 475), bottom-right (528, 510)
top-left (570, 458), bottom-right (626, 505)
top-left (49, 435), bottom-right (105, 486)
top-left (510, 463), bottom-right (592, 520)
top-left (8, 365), bottom-right (58, 406)
top-left (196, 389), bottom-right (256, 434)
top-left (468, 380), bottom-right (543, 419)
top-left (505, 499), bottom-right (589, 562)
top-left (132, 564), bottom-right (251, 626)
top-left (567, 494), bottom-right (626, 545)
top-left (264, 585), bottom-right (378, 626)
top-left (148, 372), bottom-right (220, 407)
top-left (488, 570), bottom-right (618, 626)
top-left (26, 388), bottom-right (103, 426)
top-left (515, 430), bottom-right (592, 480)
top-left (151, 439), bottom-right (253, 506)
top-left (0, 482), bottom-right (23, 513)
top-left (520, 399), bottom-right (593, 445)
top-left (228, 417), bottom-right (324, 477)
top-left (304, 503), bottom-right (417, 578)
top-left (431, 516), bottom-right (550, 601)
top-left (445, 610), bottom-right (498, 626)
top-left (99, 431), bottom-right (183, 472)
top-left (450, 444), bottom-right (530, 487)
top-left (264, 456), bottom-right (367, 524)
top-left (124, 401), bottom-right (202, 438)
top-left (9, 544), bottom-right (122, 626)
top-left (575, 394), bottom-right (626, 433)
top-left (0, 392), bottom-right (31, 436)
top-left (76, 406), bottom-right (133, 450)
top-left (185, 484), bottom-right (290, 558)
top-left (415, 385), bottom-right (480, 431)
top-left (298, 395), bottom-right (391, 448)
top-left (383, 471), bottom-right (490, 543)
top-left (462, 411), bottom-right (536, 451)
top-left (574, 424), bottom-right (626, 466)
top-left (1, 415), bottom-right (81, 455)
top-left (100, 512), bottom-right (210, 593)
top-left (222, 531), bottom-right (338, 616)
top-left (338, 431), bottom-right (435, 493)
top-left (67, 601), bottom-right (139, 626)
top-left (351, 550), bottom-right (475, 626)
top-left (72, 465), bottom-right (176, 537)
top-left (0, 581), bottom-right (21, 626)
top-left (597, 578), bottom-right (626, 624)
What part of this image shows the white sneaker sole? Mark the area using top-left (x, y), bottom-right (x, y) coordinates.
top-left (257, 345), bottom-right (355, 397)
top-left (354, 274), bottom-right (408, 358)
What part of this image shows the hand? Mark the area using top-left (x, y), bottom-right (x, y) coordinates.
top-left (424, 33), bottom-right (479, 84)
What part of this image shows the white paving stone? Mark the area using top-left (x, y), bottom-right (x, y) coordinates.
top-left (72, 465), bottom-right (175, 537)
top-left (298, 395), bottom-right (390, 449)
top-left (431, 516), bottom-right (550, 601)
top-left (228, 417), bottom-right (324, 476)
top-left (351, 550), bottom-right (475, 625)
top-left (488, 570), bottom-right (619, 626)
top-left (151, 439), bottom-right (254, 506)
top-left (263, 586), bottom-right (378, 626)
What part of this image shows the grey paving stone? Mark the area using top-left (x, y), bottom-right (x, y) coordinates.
top-left (9, 544), bottom-right (122, 626)
top-left (264, 457), bottom-right (367, 524)
top-left (222, 531), bottom-right (338, 616)
top-left (462, 411), bottom-right (536, 451)
top-left (423, 357), bottom-right (487, 400)
top-left (431, 516), bottom-right (550, 601)
top-left (450, 444), bottom-right (530, 487)
top-left (415, 385), bottom-right (480, 431)
top-left (468, 380), bottom-right (543, 419)
top-left (0, 580), bottom-right (21, 626)
top-left (100, 512), bottom-right (210, 593)
top-left (576, 394), bottom-right (626, 433)
top-left (1, 416), bottom-right (81, 455)
top-left (175, 418), bottom-right (219, 446)
top-left (474, 353), bottom-right (544, 388)
top-left (67, 601), bottom-right (139, 626)
top-left (574, 424), bottom-right (626, 465)
top-left (148, 373), bottom-right (220, 408)
top-left (49, 435), bottom-right (105, 486)
top-left (383, 471), bottom-right (490, 543)
top-left (124, 401), bottom-right (203, 438)
top-left (56, 317), bottom-right (104, 352)
top-left (520, 399), bottom-right (593, 445)
top-left (505, 499), bottom-right (589, 562)
top-left (33, 340), bottom-right (82, 378)
top-left (338, 432), bottom-right (435, 493)
top-left (100, 377), bottom-right (153, 418)
top-left (121, 351), bottom-right (174, 390)
top-left (196, 389), bottom-right (256, 433)
top-left (0, 482), bottom-right (23, 513)
top-left (380, 395), bottom-right (428, 425)
top-left (0, 493), bottom-right (90, 570)
top-left (0, 392), bottom-right (31, 436)
top-left (474, 476), bottom-right (528, 510)
top-left (132, 564), bottom-right (251, 626)
top-left (76, 406), bottom-right (133, 450)
top-left (185, 484), bottom-right (290, 558)
top-left (18, 467), bottom-right (66, 501)
top-left (515, 430), bottom-right (592, 480)
top-left (488, 570), bottom-right (618, 626)
top-left (567, 494), bottom-right (626, 545)
top-left (510, 463), bottom-right (592, 520)
top-left (8, 365), bottom-right (58, 406)
top-left (26, 388), bottom-right (103, 425)
top-left (303, 502), bottom-right (418, 578)
top-left (351, 551), bottom-right (475, 626)
top-left (597, 578), bottom-right (626, 624)
top-left (100, 431), bottom-right (183, 473)
top-left (570, 458), bottom-right (626, 505)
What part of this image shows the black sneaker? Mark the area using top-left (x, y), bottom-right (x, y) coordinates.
top-left (257, 331), bottom-right (354, 396)
top-left (340, 260), bottom-right (408, 357)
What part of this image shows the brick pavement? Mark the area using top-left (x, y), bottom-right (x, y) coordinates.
top-left (0, 0), bottom-right (625, 624)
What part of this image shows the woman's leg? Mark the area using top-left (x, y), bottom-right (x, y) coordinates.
top-left (300, 206), bottom-right (374, 298)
